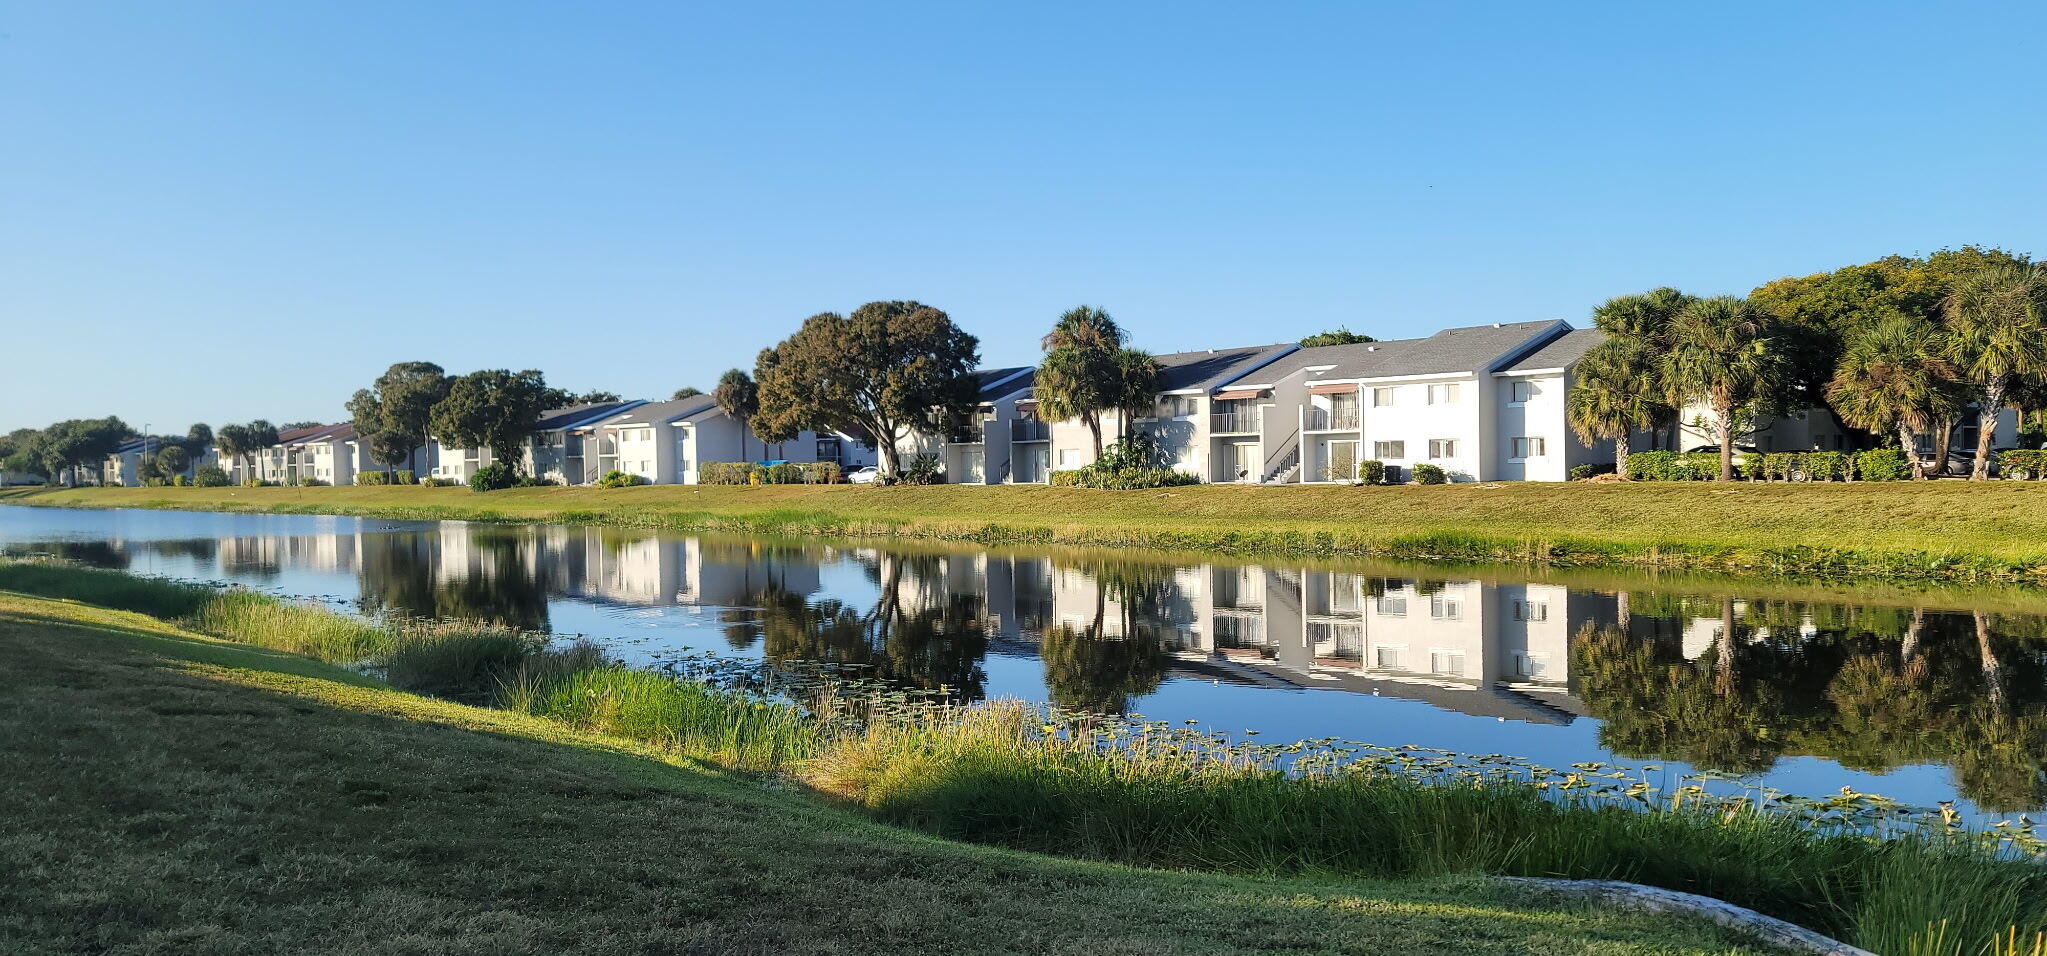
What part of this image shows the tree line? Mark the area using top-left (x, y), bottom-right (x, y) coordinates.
top-left (1568, 246), bottom-right (2047, 480)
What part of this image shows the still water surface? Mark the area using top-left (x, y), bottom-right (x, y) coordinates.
top-left (5, 504), bottom-right (2044, 822)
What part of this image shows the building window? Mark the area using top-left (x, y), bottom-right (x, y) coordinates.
top-left (1512, 654), bottom-right (1547, 678)
top-left (1375, 595), bottom-right (1407, 616)
top-left (1058, 448), bottom-right (1082, 468)
top-left (1430, 651), bottom-right (1466, 676)
top-left (816, 437), bottom-right (842, 462)
top-left (1510, 381), bottom-right (1535, 404)
top-left (1374, 646), bottom-right (1403, 669)
top-left (1373, 440), bottom-right (1405, 459)
top-left (1430, 595), bottom-right (1462, 619)
top-left (1510, 437), bottom-right (1546, 459)
top-left (1372, 387), bottom-right (1396, 407)
top-left (1512, 600), bottom-right (1548, 622)
top-left (1156, 395), bottom-right (1199, 418)
top-left (1427, 439), bottom-right (1457, 459)
top-left (1427, 383), bottom-right (1459, 404)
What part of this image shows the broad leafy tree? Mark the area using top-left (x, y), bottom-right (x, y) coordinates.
top-left (362, 362), bottom-right (451, 475)
top-left (430, 369), bottom-right (553, 475)
top-left (713, 368), bottom-right (760, 462)
top-left (1, 428), bottom-right (47, 481)
top-left (1297, 327), bottom-right (1377, 347)
top-left (1941, 261), bottom-right (2047, 479)
top-left (671, 386), bottom-right (704, 400)
top-left (753, 301), bottom-right (980, 476)
top-left (1825, 313), bottom-right (1964, 479)
top-left (1663, 296), bottom-right (1791, 480)
top-left (33, 417), bottom-right (131, 485)
top-left (1036, 306), bottom-right (1160, 459)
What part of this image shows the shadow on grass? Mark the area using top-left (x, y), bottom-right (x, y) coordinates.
top-left (0, 603), bottom-right (1775, 955)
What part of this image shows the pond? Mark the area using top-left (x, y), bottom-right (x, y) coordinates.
top-left (4, 503), bottom-right (2044, 824)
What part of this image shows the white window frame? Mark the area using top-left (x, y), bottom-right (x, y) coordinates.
top-left (1512, 599), bottom-right (1548, 622)
top-left (1510, 437), bottom-right (1546, 460)
top-left (1429, 595), bottom-right (1462, 620)
top-left (1372, 387), bottom-right (1396, 407)
top-left (1510, 380), bottom-right (1535, 405)
top-left (1373, 440), bottom-right (1405, 460)
top-left (1427, 383), bottom-right (1459, 405)
top-left (1427, 439), bottom-right (1457, 459)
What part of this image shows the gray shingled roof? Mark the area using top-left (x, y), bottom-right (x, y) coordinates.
top-left (1151, 344), bottom-right (1297, 392)
top-left (973, 367), bottom-right (1035, 401)
top-left (600, 395), bottom-right (721, 427)
top-left (1505, 328), bottom-right (1605, 372)
top-left (536, 401), bottom-right (640, 431)
top-left (1229, 321), bottom-right (1564, 385)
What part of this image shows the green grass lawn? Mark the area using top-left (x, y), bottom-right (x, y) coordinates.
top-left (0, 591), bottom-right (1777, 955)
top-left (8, 480), bottom-right (2047, 581)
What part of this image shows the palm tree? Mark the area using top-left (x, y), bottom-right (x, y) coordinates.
top-left (1037, 306), bottom-right (1134, 459)
top-left (1942, 262), bottom-right (2047, 479)
top-left (1567, 339), bottom-right (1664, 475)
top-left (1589, 288), bottom-right (1695, 450)
top-left (1825, 313), bottom-right (1961, 480)
top-left (713, 368), bottom-right (760, 462)
top-left (1663, 296), bottom-right (1789, 480)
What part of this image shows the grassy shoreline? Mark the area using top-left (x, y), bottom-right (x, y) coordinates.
top-left (0, 589), bottom-right (1774, 954)
top-left (6, 560), bottom-right (2045, 954)
top-left (9, 480), bottom-right (2047, 584)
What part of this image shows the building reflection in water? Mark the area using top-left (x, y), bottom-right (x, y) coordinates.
top-left (12, 525), bottom-right (2043, 811)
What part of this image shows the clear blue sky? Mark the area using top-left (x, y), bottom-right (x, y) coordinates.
top-left (5, 2), bottom-right (2043, 433)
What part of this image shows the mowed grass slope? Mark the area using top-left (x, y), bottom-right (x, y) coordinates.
top-left (9, 480), bottom-right (2047, 579)
top-left (0, 592), bottom-right (1776, 955)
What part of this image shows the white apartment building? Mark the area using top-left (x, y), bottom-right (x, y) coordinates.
top-left (589, 394), bottom-right (869, 486)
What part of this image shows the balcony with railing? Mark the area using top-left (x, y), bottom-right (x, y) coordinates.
top-left (1209, 409), bottom-right (1262, 434)
top-left (947, 422), bottom-right (986, 445)
top-left (1009, 419), bottom-right (1049, 442)
top-left (1305, 406), bottom-right (1361, 431)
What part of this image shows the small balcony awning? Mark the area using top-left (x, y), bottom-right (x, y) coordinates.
top-left (1214, 388), bottom-right (1267, 400)
top-left (1308, 383), bottom-right (1359, 395)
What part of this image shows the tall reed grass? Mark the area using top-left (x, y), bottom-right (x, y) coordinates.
top-left (0, 558), bottom-right (214, 618)
top-left (803, 701), bottom-right (2047, 953)
top-left (500, 660), bottom-right (815, 772)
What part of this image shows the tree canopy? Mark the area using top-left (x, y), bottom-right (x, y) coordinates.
top-left (713, 369), bottom-right (760, 460)
top-left (429, 369), bottom-right (553, 472)
top-left (671, 386), bottom-right (705, 400)
top-left (1297, 327), bottom-right (1377, 347)
top-left (1662, 296), bottom-right (1792, 480)
top-left (752, 301), bottom-right (980, 475)
top-left (349, 362), bottom-right (451, 474)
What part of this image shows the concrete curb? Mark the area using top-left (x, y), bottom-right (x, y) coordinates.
top-left (1498, 877), bottom-right (1877, 956)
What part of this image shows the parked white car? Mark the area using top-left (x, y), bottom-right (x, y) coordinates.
top-left (846, 466), bottom-right (879, 484)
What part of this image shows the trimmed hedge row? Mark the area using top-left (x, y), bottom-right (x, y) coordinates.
top-left (1624, 449), bottom-right (1914, 482)
top-left (699, 461), bottom-right (842, 485)
top-left (2000, 449), bottom-right (2047, 479)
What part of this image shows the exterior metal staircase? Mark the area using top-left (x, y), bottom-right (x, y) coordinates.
top-left (1261, 444), bottom-right (1301, 484)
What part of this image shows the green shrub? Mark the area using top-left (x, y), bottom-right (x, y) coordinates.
top-left (596, 470), bottom-right (647, 489)
top-left (760, 462), bottom-right (804, 484)
top-left (296, 476), bottom-right (327, 487)
top-left (394, 469), bottom-right (417, 485)
top-left (468, 463), bottom-right (516, 492)
top-left (240, 477), bottom-right (271, 488)
top-left (698, 462), bottom-right (754, 485)
top-left (892, 454), bottom-right (942, 486)
top-left (1999, 449), bottom-right (2047, 479)
top-left (1857, 448), bottom-right (1910, 481)
top-left (419, 476), bottom-right (454, 487)
top-left (797, 461), bottom-right (840, 484)
top-left (194, 466), bottom-right (229, 487)
top-left (1052, 436), bottom-right (1198, 490)
top-left (1624, 450), bottom-right (1673, 480)
top-left (143, 477), bottom-right (169, 488)
top-left (1357, 459), bottom-right (1385, 485)
top-left (354, 471), bottom-right (389, 486)
top-left (1411, 462), bottom-right (1446, 485)
top-left (1679, 452), bottom-right (1720, 479)
top-left (172, 474), bottom-right (190, 487)
top-left (1805, 451), bottom-right (1851, 481)
top-left (514, 474), bottom-right (560, 487)
top-left (1569, 464), bottom-right (1595, 481)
